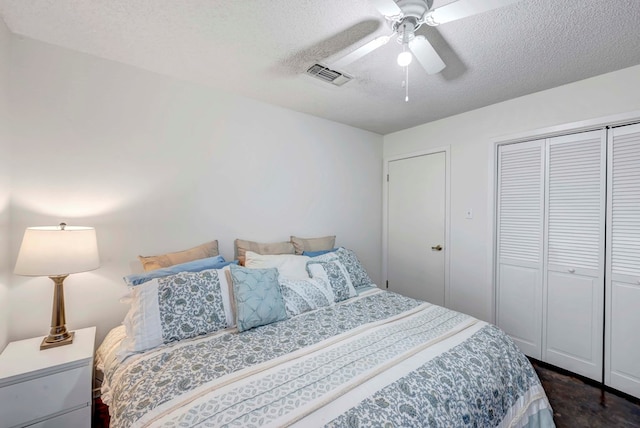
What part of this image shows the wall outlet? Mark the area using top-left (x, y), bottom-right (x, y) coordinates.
top-left (465, 209), bottom-right (473, 219)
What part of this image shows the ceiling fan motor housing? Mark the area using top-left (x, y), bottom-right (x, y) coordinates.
top-left (392, 0), bottom-right (433, 42)
top-left (395, 0), bottom-right (433, 19)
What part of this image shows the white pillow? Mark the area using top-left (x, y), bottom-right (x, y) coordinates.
top-left (244, 251), bottom-right (311, 280)
top-left (118, 266), bottom-right (234, 360)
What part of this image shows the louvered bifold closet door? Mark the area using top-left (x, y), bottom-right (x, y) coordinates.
top-left (543, 130), bottom-right (606, 381)
top-left (497, 140), bottom-right (545, 359)
top-left (605, 123), bottom-right (640, 398)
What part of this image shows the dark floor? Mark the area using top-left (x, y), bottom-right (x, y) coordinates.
top-left (93, 397), bottom-right (108, 428)
top-left (532, 360), bottom-right (640, 427)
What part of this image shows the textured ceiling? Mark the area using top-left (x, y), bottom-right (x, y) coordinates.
top-left (1, 0), bottom-right (640, 134)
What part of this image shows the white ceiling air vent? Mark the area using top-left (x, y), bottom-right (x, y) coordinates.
top-left (306, 64), bottom-right (353, 86)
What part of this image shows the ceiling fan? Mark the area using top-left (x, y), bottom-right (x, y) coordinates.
top-left (330, 0), bottom-right (521, 75)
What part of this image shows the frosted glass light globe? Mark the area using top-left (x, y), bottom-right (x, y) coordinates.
top-left (397, 51), bottom-right (413, 67)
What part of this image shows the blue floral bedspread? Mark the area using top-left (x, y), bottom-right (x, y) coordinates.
top-left (99, 290), bottom-right (554, 427)
top-left (327, 324), bottom-right (551, 427)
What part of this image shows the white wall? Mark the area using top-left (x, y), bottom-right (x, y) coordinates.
top-left (0, 19), bottom-right (11, 352)
top-left (7, 37), bottom-right (383, 345)
top-left (384, 65), bottom-right (640, 323)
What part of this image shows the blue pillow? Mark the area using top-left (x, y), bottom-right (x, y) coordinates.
top-left (124, 256), bottom-right (237, 286)
top-left (302, 248), bottom-right (338, 257)
top-left (230, 265), bottom-right (288, 332)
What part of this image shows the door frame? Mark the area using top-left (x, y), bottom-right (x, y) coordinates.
top-left (382, 146), bottom-right (451, 307)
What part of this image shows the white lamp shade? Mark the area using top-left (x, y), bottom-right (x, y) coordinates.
top-left (14, 226), bottom-right (100, 276)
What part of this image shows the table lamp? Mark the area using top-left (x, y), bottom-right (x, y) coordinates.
top-left (14, 223), bottom-right (100, 350)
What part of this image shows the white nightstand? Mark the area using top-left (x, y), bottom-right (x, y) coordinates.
top-left (0, 326), bottom-right (96, 428)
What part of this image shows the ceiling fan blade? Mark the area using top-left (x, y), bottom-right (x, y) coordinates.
top-left (409, 36), bottom-right (445, 74)
top-left (331, 35), bottom-right (391, 69)
top-left (425, 0), bottom-right (521, 26)
top-left (369, 0), bottom-right (403, 17)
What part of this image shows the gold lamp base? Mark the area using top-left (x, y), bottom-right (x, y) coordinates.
top-left (40, 274), bottom-right (74, 351)
top-left (41, 331), bottom-right (75, 350)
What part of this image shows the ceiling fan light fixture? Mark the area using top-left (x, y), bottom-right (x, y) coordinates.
top-left (397, 50), bottom-right (413, 66)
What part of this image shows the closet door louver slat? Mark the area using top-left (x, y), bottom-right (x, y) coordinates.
top-left (611, 134), bottom-right (640, 279)
top-left (498, 144), bottom-right (544, 264)
top-left (547, 135), bottom-right (604, 272)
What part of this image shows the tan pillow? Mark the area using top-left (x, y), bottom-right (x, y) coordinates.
top-left (138, 240), bottom-right (219, 271)
top-left (234, 239), bottom-right (295, 266)
top-left (291, 235), bottom-right (336, 255)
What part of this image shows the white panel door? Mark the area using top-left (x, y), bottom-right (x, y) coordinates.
top-left (496, 140), bottom-right (545, 359)
top-left (606, 123), bottom-right (640, 398)
top-left (608, 281), bottom-right (640, 398)
top-left (498, 262), bottom-right (541, 355)
top-left (543, 130), bottom-right (606, 381)
top-left (545, 272), bottom-right (602, 374)
top-left (387, 152), bottom-right (446, 305)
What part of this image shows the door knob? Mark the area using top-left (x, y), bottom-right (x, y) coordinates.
top-left (431, 245), bottom-right (443, 251)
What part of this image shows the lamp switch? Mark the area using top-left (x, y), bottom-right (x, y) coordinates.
top-left (465, 209), bottom-right (473, 219)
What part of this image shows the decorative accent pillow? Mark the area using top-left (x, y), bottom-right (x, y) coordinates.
top-left (138, 240), bottom-right (219, 271)
top-left (124, 256), bottom-right (236, 286)
top-left (278, 277), bottom-right (335, 317)
top-left (234, 239), bottom-right (295, 265)
top-left (335, 247), bottom-right (374, 289)
top-left (307, 260), bottom-right (357, 302)
top-left (230, 265), bottom-right (288, 332)
top-left (119, 268), bottom-right (233, 358)
top-left (244, 251), bottom-right (311, 280)
top-left (291, 235), bottom-right (336, 255)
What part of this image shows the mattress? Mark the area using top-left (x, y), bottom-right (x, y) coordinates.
top-left (96, 288), bottom-right (554, 427)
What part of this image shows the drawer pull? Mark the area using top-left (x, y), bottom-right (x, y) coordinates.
top-left (568, 268), bottom-right (575, 273)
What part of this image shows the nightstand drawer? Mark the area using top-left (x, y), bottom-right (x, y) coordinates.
top-left (27, 406), bottom-right (91, 428)
top-left (0, 365), bottom-right (91, 428)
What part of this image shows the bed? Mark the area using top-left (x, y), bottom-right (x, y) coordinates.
top-left (96, 245), bottom-right (554, 427)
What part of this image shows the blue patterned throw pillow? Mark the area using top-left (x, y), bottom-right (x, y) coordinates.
top-left (279, 277), bottom-right (334, 317)
top-left (307, 260), bottom-right (357, 302)
top-left (230, 265), bottom-right (288, 332)
top-left (157, 270), bottom-right (228, 343)
top-left (335, 247), bottom-right (373, 289)
top-left (119, 268), bottom-right (233, 358)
